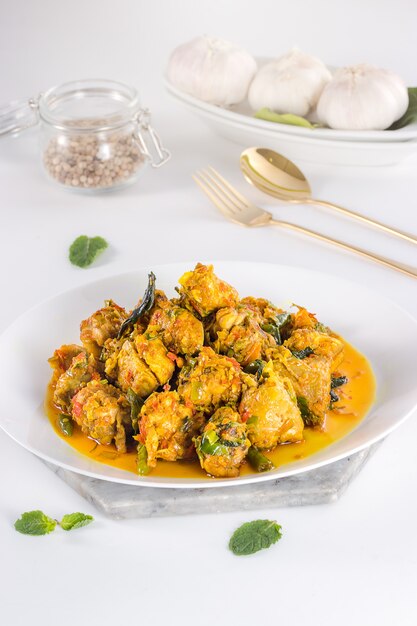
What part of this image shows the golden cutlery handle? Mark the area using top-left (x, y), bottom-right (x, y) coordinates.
top-left (308, 198), bottom-right (417, 245)
top-left (271, 219), bottom-right (417, 279)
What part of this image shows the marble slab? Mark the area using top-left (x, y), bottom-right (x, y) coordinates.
top-left (43, 442), bottom-right (380, 519)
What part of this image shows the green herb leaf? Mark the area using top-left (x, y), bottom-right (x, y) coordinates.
top-left (60, 512), bottom-right (94, 531)
top-left (331, 375), bottom-right (348, 389)
top-left (14, 510), bottom-right (57, 536)
top-left (261, 312), bottom-right (291, 346)
top-left (291, 346), bottom-right (314, 359)
top-left (297, 396), bottom-right (314, 424)
top-left (229, 519), bottom-right (282, 556)
top-left (388, 87), bottom-right (417, 130)
top-left (330, 389), bottom-right (339, 403)
top-left (255, 108), bottom-right (318, 129)
top-left (69, 235), bottom-right (108, 268)
top-left (244, 359), bottom-right (266, 379)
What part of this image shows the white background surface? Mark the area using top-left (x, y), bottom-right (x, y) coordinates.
top-left (1, 1), bottom-right (417, 625)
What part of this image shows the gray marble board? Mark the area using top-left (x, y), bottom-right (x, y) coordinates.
top-left (43, 442), bottom-right (380, 519)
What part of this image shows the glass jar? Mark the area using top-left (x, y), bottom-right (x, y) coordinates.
top-left (0, 79), bottom-right (170, 191)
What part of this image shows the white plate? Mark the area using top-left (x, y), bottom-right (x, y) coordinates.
top-left (0, 261), bottom-right (416, 488)
top-left (166, 81), bottom-right (417, 166)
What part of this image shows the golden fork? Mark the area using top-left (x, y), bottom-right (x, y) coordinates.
top-left (193, 167), bottom-right (417, 280)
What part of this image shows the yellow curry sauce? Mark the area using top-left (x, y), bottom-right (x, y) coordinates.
top-left (46, 339), bottom-right (375, 479)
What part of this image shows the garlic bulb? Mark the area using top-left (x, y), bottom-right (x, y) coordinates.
top-left (167, 36), bottom-right (257, 106)
top-left (317, 64), bottom-right (409, 130)
top-left (248, 49), bottom-right (332, 117)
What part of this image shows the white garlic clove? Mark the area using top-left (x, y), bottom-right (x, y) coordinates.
top-left (317, 64), bottom-right (409, 130)
top-left (248, 48), bottom-right (332, 117)
top-left (167, 36), bottom-right (257, 107)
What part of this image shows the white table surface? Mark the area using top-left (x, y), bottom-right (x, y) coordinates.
top-left (1, 2), bottom-right (417, 624)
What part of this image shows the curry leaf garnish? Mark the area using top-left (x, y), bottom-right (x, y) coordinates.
top-left (229, 519), bottom-right (283, 556)
top-left (388, 87), bottom-right (417, 130)
top-left (118, 272), bottom-right (156, 338)
top-left (297, 396), bottom-right (315, 425)
top-left (14, 511), bottom-right (57, 536)
top-left (69, 235), bottom-right (108, 268)
top-left (262, 312), bottom-right (291, 346)
top-left (330, 389), bottom-right (339, 403)
top-left (331, 375), bottom-right (348, 389)
top-left (60, 512), bottom-right (94, 531)
top-left (291, 346), bottom-right (314, 359)
top-left (244, 359), bottom-right (266, 379)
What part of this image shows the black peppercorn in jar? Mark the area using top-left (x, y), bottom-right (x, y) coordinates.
top-left (0, 79), bottom-right (170, 192)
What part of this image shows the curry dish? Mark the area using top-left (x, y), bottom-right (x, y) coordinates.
top-left (47, 263), bottom-right (375, 479)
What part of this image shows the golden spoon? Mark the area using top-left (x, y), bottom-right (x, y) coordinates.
top-left (240, 147), bottom-right (417, 245)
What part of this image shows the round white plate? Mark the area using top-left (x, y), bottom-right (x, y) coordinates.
top-left (0, 261), bottom-right (416, 488)
top-left (166, 80), bottom-right (417, 166)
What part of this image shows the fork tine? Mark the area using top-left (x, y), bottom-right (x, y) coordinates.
top-left (196, 170), bottom-right (240, 216)
top-left (208, 167), bottom-right (252, 211)
top-left (198, 169), bottom-right (239, 215)
top-left (193, 174), bottom-right (238, 221)
top-left (201, 168), bottom-right (247, 214)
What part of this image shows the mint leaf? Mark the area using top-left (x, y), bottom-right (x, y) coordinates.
top-left (388, 87), bottom-right (417, 130)
top-left (254, 108), bottom-right (318, 129)
top-left (229, 519), bottom-right (282, 556)
top-left (14, 510), bottom-right (57, 536)
top-left (60, 512), bottom-right (94, 531)
top-left (69, 235), bottom-right (108, 268)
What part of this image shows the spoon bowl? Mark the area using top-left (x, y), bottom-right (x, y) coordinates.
top-left (239, 147), bottom-right (417, 245)
top-left (240, 148), bottom-right (312, 202)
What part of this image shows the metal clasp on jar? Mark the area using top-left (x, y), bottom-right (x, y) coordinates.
top-left (134, 109), bottom-right (171, 168)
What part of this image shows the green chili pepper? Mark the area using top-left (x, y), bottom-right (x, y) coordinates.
top-left (247, 446), bottom-right (274, 472)
top-left (137, 443), bottom-right (149, 475)
top-left (58, 414), bottom-right (73, 437)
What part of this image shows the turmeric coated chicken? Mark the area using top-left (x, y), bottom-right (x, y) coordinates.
top-left (284, 328), bottom-right (344, 371)
top-left (178, 346), bottom-right (242, 414)
top-left (52, 350), bottom-right (100, 413)
top-left (138, 391), bottom-right (204, 468)
top-left (71, 379), bottom-right (131, 452)
top-left (178, 263), bottom-right (239, 317)
top-left (104, 339), bottom-right (162, 398)
top-left (147, 291), bottom-right (204, 355)
top-left (209, 305), bottom-right (275, 366)
top-left (48, 344), bottom-right (85, 377)
top-left (80, 300), bottom-right (127, 357)
top-left (194, 406), bottom-right (250, 477)
top-left (48, 263), bottom-right (350, 478)
top-left (239, 364), bottom-right (304, 449)
top-left (268, 345), bottom-right (333, 427)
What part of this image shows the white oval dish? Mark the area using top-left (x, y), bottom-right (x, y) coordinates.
top-left (166, 79), bottom-right (417, 166)
top-left (165, 64), bottom-right (417, 142)
top-left (0, 261), bottom-right (416, 488)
